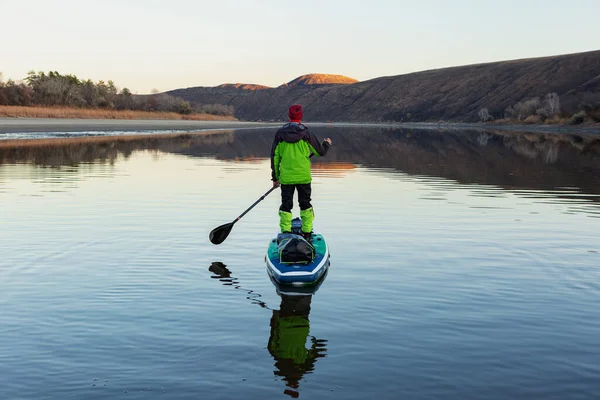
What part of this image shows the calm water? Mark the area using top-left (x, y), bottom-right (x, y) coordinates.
top-left (1, 127), bottom-right (600, 399)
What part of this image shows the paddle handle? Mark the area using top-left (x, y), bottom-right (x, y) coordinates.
top-left (234, 186), bottom-right (277, 223)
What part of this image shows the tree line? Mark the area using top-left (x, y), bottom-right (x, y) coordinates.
top-left (479, 92), bottom-right (600, 125)
top-left (0, 71), bottom-right (233, 116)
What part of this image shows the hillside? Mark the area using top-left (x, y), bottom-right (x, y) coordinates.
top-left (217, 83), bottom-right (271, 90)
top-left (285, 74), bottom-right (358, 86)
top-left (167, 50), bottom-right (600, 122)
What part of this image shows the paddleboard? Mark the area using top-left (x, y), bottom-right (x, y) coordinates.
top-left (265, 220), bottom-right (330, 287)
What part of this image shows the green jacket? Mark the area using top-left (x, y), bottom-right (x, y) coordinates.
top-left (270, 123), bottom-right (331, 185)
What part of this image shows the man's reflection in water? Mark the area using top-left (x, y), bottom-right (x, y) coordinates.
top-left (268, 293), bottom-right (327, 398)
top-left (208, 262), bottom-right (328, 398)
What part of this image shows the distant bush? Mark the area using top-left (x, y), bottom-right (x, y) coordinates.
top-left (524, 115), bottom-right (542, 124)
top-left (569, 110), bottom-right (587, 125)
top-left (196, 103), bottom-right (234, 116)
top-left (514, 97), bottom-right (541, 120)
top-left (176, 100), bottom-right (193, 115)
top-left (578, 101), bottom-right (600, 122)
top-left (504, 93), bottom-right (564, 123)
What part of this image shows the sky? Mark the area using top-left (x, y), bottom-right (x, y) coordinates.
top-left (1, 0), bottom-right (599, 94)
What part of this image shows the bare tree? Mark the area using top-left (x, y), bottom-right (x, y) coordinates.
top-left (545, 93), bottom-right (560, 116)
top-left (478, 107), bottom-right (492, 122)
top-left (80, 80), bottom-right (96, 107)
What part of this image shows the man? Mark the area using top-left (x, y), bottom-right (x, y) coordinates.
top-left (270, 104), bottom-right (332, 240)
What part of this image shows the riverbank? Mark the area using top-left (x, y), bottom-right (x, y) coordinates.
top-left (2, 117), bottom-right (599, 140)
top-left (0, 118), bottom-right (276, 136)
top-left (422, 121), bottom-right (600, 135)
top-left (317, 121), bottom-right (600, 135)
top-left (0, 105), bottom-right (236, 121)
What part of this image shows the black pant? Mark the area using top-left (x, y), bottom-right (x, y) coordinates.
top-left (280, 184), bottom-right (312, 212)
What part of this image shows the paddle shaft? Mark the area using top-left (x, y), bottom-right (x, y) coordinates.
top-left (231, 153), bottom-right (315, 223)
top-left (233, 186), bottom-right (277, 224)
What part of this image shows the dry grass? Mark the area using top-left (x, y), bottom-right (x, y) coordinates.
top-left (0, 105), bottom-right (237, 121)
top-left (287, 73), bottom-right (359, 85)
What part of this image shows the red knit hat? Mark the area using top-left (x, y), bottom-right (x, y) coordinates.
top-left (288, 104), bottom-right (303, 121)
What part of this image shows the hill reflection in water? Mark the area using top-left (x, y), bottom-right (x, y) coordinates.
top-left (1, 127), bottom-right (599, 204)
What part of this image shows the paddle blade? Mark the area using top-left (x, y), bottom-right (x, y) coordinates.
top-left (209, 222), bottom-right (234, 245)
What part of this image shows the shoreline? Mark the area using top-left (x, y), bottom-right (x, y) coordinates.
top-left (0, 118), bottom-right (277, 135)
top-left (1, 118), bottom-right (599, 137)
top-left (311, 121), bottom-right (600, 135)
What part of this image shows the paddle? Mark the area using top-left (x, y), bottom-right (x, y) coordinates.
top-left (210, 153), bottom-right (318, 245)
top-left (209, 186), bottom-right (278, 245)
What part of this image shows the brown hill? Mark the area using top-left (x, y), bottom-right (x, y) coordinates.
top-left (285, 73), bottom-right (359, 86)
top-left (217, 83), bottom-right (271, 90)
top-left (167, 50), bottom-right (600, 122)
